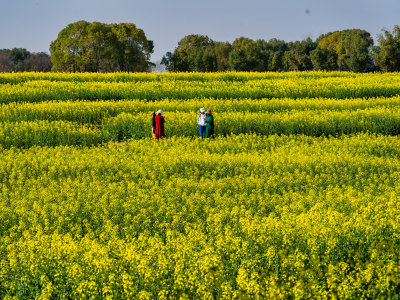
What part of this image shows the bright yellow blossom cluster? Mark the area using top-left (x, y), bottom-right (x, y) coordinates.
top-left (2, 96), bottom-right (400, 147)
top-left (0, 72), bottom-right (399, 298)
top-left (0, 134), bottom-right (399, 298)
top-left (1, 72), bottom-right (400, 103)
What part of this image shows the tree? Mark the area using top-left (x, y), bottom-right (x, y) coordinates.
top-left (161, 35), bottom-right (219, 72)
top-left (214, 42), bottom-right (231, 71)
top-left (228, 37), bottom-right (263, 71)
top-left (341, 30), bottom-right (373, 72)
top-left (270, 51), bottom-right (284, 71)
top-left (10, 48), bottom-right (30, 71)
top-left (373, 25), bottom-right (400, 72)
top-left (82, 22), bottom-right (115, 72)
top-left (0, 49), bottom-right (52, 72)
top-left (283, 38), bottom-right (316, 71)
top-left (318, 29), bottom-right (373, 72)
top-left (227, 48), bottom-right (248, 71)
top-left (160, 52), bottom-right (174, 71)
top-left (162, 30), bottom-right (378, 73)
top-left (0, 54), bottom-right (12, 72)
top-left (0, 49), bottom-right (12, 72)
top-left (255, 38), bottom-right (287, 71)
top-left (171, 34), bottom-right (218, 72)
top-left (201, 45), bottom-right (218, 72)
top-left (110, 23), bottom-right (153, 72)
top-left (22, 52), bottom-right (52, 72)
top-left (310, 47), bottom-right (338, 71)
top-left (50, 20), bottom-right (89, 72)
top-left (318, 31), bottom-right (341, 52)
top-left (50, 21), bottom-right (153, 72)
top-left (161, 51), bottom-right (190, 72)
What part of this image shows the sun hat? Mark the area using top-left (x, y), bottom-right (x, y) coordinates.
top-left (200, 108), bottom-right (205, 113)
top-left (157, 109), bottom-right (163, 115)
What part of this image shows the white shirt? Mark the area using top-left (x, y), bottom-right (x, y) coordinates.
top-left (197, 113), bottom-right (206, 126)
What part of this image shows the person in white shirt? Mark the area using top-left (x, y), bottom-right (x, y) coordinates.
top-left (197, 108), bottom-right (207, 138)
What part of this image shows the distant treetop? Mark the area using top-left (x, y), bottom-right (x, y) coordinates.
top-left (50, 21), bottom-right (153, 72)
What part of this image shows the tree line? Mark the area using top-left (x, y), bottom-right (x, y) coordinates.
top-left (1, 21), bottom-right (154, 73)
top-left (162, 26), bottom-right (400, 73)
top-left (1, 22), bottom-right (400, 73)
top-left (0, 48), bottom-right (52, 72)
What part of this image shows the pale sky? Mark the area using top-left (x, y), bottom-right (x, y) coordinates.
top-left (0, 0), bottom-right (399, 61)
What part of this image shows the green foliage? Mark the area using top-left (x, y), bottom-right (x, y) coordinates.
top-left (283, 38), bottom-right (316, 71)
top-left (214, 42), bottom-right (232, 71)
top-left (163, 28), bottom-right (379, 72)
top-left (163, 36), bottom-right (293, 72)
top-left (267, 39), bottom-right (288, 71)
top-left (10, 48), bottom-right (30, 70)
top-left (318, 29), bottom-right (373, 72)
top-left (165, 34), bottom-right (218, 72)
top-left (310, 47), bottom-right (338, 71)
top-left (0, 48), bottom-right (50, 72)
top-left (228, 37), bottom-right (264, 71)
top-left (50, 21), bottom-right (153, 72)
top-left (340, 30), bottom-right (374, 72)
top-left (374, 25), bottom-right (400, 72)
top-left (111, 23), bottom-right (153, 72)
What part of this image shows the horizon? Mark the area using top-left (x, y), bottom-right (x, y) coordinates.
top-left (0, 0), bottom-right (399, 62)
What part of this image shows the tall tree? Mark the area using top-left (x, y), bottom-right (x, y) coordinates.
top-left (82, 22), bottom-right (115, 72)
top-left (214, 42), bottom-right (231, 71)
top-left (110, 23), bottom-right (153, 72)
top-left (310, 47), bottom-right (338, 71)
top-left (50, 20), bottom-right (90, 72)
top-left (175, 34), bottom-right (217, 72)
top-left (0, 48), bottom-right (35, 72)
top-left (255, 38), bottom-right (287, 71)
top-left (160, 52), bottom-right (176, 72)
top-left (0, 49), bottom-right (12, 72)
top-left (373, 25), bottom-right (400, 72)
top-left (201, 45), bottom-right (218, 71)
top-left (341, 29), bottom-right (373, 72)
top-left (10, 48), bottom-right (30, 71)
top-left (162, 37), bottom-right (230, 72)
top-left (50, 21), bottom-right (153, 72)
top-left (22, 52), bottom-right (52, 72)
top-left (318, 31), bottom-right (341, 52)
top-left (161, 35), bottom-right (218, 72)
top-left (283, 38), bottom-right (316, 71)
top-left (270, 51), bottom-right (284, 71)
top-left (228, 37), bottom-right (263, 71)
top-left (318, 29), bottom-right (373, 72)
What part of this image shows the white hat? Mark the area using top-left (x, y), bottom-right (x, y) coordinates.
top-left (200, 108), bottom-right (205, 113)
top-left (157, 109), bottom-right (163, 115)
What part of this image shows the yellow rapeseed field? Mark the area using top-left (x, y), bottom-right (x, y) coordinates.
top-left (0, 72), bottom-right (399, 299)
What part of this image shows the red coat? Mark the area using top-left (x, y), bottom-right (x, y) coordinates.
top-left (155, 114), bottom-right (165, 139)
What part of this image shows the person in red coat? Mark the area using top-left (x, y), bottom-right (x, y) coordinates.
top-left (155, 109), bottom-right (165, 139)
